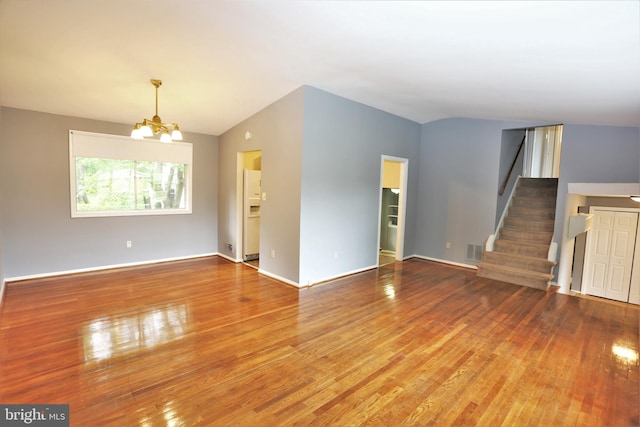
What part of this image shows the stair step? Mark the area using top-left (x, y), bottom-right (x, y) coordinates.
top-left (516, 187), bottom-right (557, 198)
top-left (509, 205), bottom-right (556, 220)
top-left (504, 217), bottom-right (555, 232)
top-left (477, 262), bottom-right (551, 290)
top-left (499, 227), bottom-right (553, 245)
top-left (512, 196), bottom-right (557, 208)
top-left (482, 251), bottom-right (555, 274)
top-left (494, 239), bottom-right (549, 258)
top-left (518, 178), bottom-right (558, 188)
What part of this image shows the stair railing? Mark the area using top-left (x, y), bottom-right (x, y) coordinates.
top-left (486, 175), bottom-right (522, 252)
top-left (499, 134), bottom-right (526, 196)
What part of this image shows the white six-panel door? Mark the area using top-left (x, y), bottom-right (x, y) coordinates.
top-left (583, 209), bottom-right (638, 302)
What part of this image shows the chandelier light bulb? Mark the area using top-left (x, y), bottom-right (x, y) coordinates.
top-left (171, 127), bottom-right (183, 141)
top-left (140, 125), bottom-right (153, 137)
top-left (130, 126), bottom-right (144, 140)
top-left (160, 132), bottom-right (172, 143)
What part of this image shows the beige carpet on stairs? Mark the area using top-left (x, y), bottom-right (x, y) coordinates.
top-left (476, 178), bottom-right (558, 290)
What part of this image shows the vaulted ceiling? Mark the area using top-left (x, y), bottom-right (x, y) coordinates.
top-left (1, 1), bottom-right (638, 136)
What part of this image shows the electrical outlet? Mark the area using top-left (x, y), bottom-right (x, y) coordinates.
top-left (227, 243), bottom-right (233, 252)
top-left (126, 240), bottom-right (132, 248)
top-left (446, 242), bottom-right (451, 249)
top-left (270, 249), bottom-right (276, 258)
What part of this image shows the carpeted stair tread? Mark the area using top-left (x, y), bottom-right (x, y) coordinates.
top-left (518, 178), bottom-right (558, 187)
top-left (476, 262), bottom-right (552, 290)
top-left (494, 239), bottom-right (549, 258)
top-left (482, 251), bottom-right (555, 273)
top-left (509, 205), bottom-right (556, 220)
top-left (518, 182), bottom-right (558, 194)
top-left (500, 227), bottom-right (553, 244)
top-left (512, 196), bottom-right (557, 208)
top-left (504, 217), bottom-right (555, 232)
top-left (477, 262), bottom-right (553, 279)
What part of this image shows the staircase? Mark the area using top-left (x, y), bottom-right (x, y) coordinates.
top-left (477, 178), bottom-right (558, 290)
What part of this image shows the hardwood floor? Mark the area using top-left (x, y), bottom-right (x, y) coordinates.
top-left (0, 257), bottom-right (638, 426)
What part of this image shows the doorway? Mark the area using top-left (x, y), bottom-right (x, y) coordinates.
top-left (378, 156), bottom-right (408, 266)
top-left (582, 207), bottom-right (639, 302)
top-left (495, 125), bottom-right (562, 227)
top-left (523, 125), bottom-right (562, 178)
top-left (239, 150), bottom-right (262, 268)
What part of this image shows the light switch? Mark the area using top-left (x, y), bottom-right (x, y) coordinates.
top-left (262, 192), bottom-right (267, 201)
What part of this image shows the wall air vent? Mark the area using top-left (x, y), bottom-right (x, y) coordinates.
top-left (466, 243), bottom-right (483, 262)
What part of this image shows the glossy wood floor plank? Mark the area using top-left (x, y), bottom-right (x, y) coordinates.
top-left (1, 257), bottom-right (638, 426)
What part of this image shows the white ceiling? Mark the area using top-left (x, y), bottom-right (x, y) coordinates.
top-left (1, 1), bottom-right (639, 136)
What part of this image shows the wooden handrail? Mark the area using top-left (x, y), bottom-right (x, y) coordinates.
top-left (499, 134), bottom-right (526, 195)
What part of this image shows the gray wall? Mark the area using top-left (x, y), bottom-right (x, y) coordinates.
top-left (2, 100), bottom-right (638, 289)
top-left (299, 87), bottom-right (421, 285)
top-left (557, 124), bottom-right (640, 219)
top-left (0, 106), bottom-right (4, 294)
top-left (417, 118), bottom-right (506, 264)
top-left (218, 86), bottom-right (420, 286)
top-left (416, 118), bottom-right (640, 276)
top-left (553, 124), bottom-right (640, 281)
top-left (495, 128), bottom-right (526, 227)
top-left (0, 107), bottom-right (219, 279)
top-left (218, 88), bottom-right (304, 284)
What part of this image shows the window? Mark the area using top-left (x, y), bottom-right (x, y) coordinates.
top-left (69, 131), bottom-right (192, 217)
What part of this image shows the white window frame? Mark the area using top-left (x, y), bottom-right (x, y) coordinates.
top-left (69, 130), bottom-right (193, 218)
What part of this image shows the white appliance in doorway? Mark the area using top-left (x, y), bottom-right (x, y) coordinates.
top-left (243, 169), bottom-right (261, 261)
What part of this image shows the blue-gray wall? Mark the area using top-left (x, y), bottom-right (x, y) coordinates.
top-left (416, 117), bottom-right (640, 277)
top-left (0, 106), bottom-right (4, 294)
top-left (0, 107), bottom-right (219, 279)
top-left (218, 88), bottom-right (305, 284)
top-left (219, 86), bottom-right (420, 286)
top-left (299, 87), bottom-right (421, 285)
top-left (417, 118), bottom-right (506, 264)
top-left (496, 128), bottom-right (526, 227)
top-left (2, 94), bottom-right (639, 289)
top-left (554, 124), bottom-right (640, 278)
top-left (558, 124), bottom-right (640, 191)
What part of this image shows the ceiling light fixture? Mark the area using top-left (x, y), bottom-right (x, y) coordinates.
top-left (631, 196), bottom-right (640, 202)
top-left (131, 79), bottom-right (182, 143)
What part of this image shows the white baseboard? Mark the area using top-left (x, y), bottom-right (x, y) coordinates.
top-left (217, 252), bottom-right (242, 263)
top-left (409, 255), bottom-right (478, 270)
top-left (257, 268), bottom-right (300, 288)
top-left (0, 280), bottom-right (5, 319)
top-left (3, 254), bottom-right (477, 297)
top-left (5, 252), bottom-right (219, 283)
top-left (304, 264), bottom-right (378, 288)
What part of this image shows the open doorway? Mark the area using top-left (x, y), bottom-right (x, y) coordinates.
top-left (523, 125), bottom-right (563, 179)
top-left (378, 156), bottom-right (408, 266)
top-left (239, 150), bottom-right (262, 268)
top-left (495, 125), bottom-right (563, 227)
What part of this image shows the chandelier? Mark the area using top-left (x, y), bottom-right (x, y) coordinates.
top-left (131, 79), bottom-right (183, 143)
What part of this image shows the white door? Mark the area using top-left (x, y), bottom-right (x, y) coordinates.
top-left (584, 210), bottom-right (638, 302)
